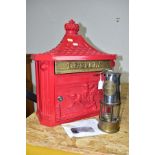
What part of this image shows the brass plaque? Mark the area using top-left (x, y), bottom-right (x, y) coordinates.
top-left (55, 60), bottom-right (111, 74)
top-left (104, 81), bottom-right (116, 96)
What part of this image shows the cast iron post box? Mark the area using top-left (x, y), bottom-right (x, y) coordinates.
top-left (31, 19), bottom-right (117, 126)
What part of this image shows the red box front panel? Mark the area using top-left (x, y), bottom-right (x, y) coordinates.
top-left (55, 72), bottom-right (103, 122)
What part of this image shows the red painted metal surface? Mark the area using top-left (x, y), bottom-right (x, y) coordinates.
top-left (31, 19), bottom-right (117, 126)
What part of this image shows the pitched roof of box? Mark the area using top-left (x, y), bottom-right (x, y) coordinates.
top-left (32, 19), bottom-right (116, 61)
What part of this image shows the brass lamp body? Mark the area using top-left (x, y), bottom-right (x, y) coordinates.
top-left (98, 70), bottom-right (121, 133)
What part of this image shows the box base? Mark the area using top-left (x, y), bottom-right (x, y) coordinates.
top-left (37, 111), bottom-right (100, 127)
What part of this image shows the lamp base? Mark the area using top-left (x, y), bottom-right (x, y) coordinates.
top-left (98, 119), bottom-right (120, 133)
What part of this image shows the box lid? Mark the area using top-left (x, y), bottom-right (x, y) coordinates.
top-left (31, 19), bottom-right (116, 61)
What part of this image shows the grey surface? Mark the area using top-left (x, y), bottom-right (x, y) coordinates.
top-left (26, 0), bottom-right (129, 91)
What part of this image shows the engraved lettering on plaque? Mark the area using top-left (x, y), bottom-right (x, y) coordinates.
top-left (55, 60), bottom-right (111, 74)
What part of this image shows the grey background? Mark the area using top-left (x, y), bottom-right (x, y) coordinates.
top-left (26, 0), bottom-right (129, 90)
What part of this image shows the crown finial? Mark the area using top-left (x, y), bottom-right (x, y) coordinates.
top-left (64, 19), bottom-right (79, 34)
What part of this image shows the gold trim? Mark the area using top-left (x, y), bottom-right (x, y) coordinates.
top-left (55, 60), bottom-right (111, 74)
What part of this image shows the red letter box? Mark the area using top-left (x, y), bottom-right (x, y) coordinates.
top-left (31, 19), bottom-right (116, 126)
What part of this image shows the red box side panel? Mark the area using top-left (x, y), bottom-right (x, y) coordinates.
top-left (35, 61), bottom-right (56, 126)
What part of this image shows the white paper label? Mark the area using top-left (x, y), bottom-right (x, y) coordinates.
top-left (98, 72), bottom-right (104, 90)
top-left (98, 79), bottom-right (104, 90)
